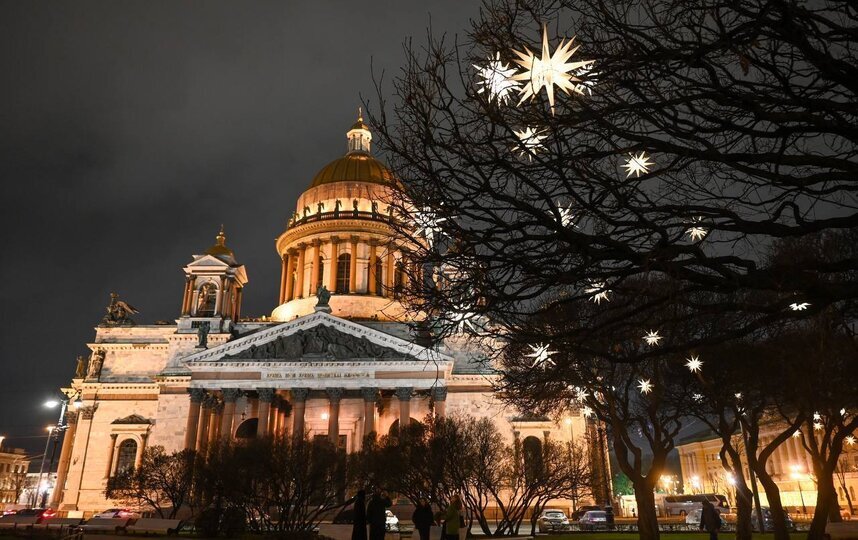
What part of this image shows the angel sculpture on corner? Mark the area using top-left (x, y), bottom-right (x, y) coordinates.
top-left (101, 292), bottom-right (139, 326)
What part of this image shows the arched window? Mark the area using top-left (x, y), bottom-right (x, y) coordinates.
top-left (394, 262), bottom-right (404, 299)
top-left (234, 418), bottom-right (258, 440)
top-left (317, 258), bottom-right (325, 291)
top-left (196, 282), bottom-right (218, 316)
top-left (375, 260), bottom-right (384, 296)
top-left (115, 439), bottom-right (138, 475)
top-left (522, 436), bottom-right (544, 482)
top-left (336, 254), bottom-right (351, 293)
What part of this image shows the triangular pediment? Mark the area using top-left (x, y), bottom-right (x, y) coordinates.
top-left (186, 254), bottom-right (233, 269)
top-left (112, 414), bottom-right (151, 425)
top-left (182, 311), bottom-right (451, 365)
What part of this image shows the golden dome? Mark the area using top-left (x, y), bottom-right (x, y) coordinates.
top-left (205, 225), bottom-right (235, 259)
top-left (310, 152), bottom-right (395, 188)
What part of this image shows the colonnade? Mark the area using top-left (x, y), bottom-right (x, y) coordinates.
top-left (183, 386), bottom-right (448, 451)
top-left (278, 236), bottom-right (407, 303)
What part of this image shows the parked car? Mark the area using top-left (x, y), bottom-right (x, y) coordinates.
top-left (685, 508), bottom-right (704, 526)
top-left (751, 507), bottom-right (796, 532)
top-left (14, 508), bottom-right (56, 522)
top-left (537, 509), bottom-right (570, 532)
top-left (571, 505), bottom-right (601, 521)
top-left (2, 505), bottom-right (27, 516)
top-left (385, 510), bottom-right (399, 531)
top-left (578, 510), bottom-right (608, 530)
top-left (93, 508), bottom-right (140, 519)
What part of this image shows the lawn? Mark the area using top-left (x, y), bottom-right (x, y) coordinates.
top-left (549, 535), bottom-right (776, 540)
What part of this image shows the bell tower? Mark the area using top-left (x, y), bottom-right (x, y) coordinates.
top-left (178, 226), bottom-right (248, 333)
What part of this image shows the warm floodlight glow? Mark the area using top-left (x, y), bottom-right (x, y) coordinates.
top-left (44, 400), bottom-right (59, 408)
top-left (511, 25), bottom-right (594, 114)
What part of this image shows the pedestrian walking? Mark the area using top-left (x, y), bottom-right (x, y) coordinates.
top-left (367, 489), bottom-right (392, 540)
top-left (349, 490), bottom-right (367, 540)
top-left (412, 498), bottom-right (435, 540)
top-left (441, 495), bottom-right (463, 540)
top-left (699, 499), bottom-right (722, 540)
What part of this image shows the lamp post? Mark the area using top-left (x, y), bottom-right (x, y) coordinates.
top-left (790, 464), bottom-right (808, 515)
top-left (38, 392), bottom-right (83, 508)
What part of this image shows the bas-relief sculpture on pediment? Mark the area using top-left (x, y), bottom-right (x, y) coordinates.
top-left (223, 323), bottom-right (412, 361)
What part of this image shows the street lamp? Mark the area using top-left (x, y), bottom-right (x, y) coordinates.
top-left (37, 391), bottom-right (82, 508)
top-left (790, 464), bottom-right (808, 515)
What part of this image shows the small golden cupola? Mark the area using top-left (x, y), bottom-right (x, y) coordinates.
top-left (178, 226), bottom-right (248, 334)
top-left (271, 111), bottom-right (410, 322)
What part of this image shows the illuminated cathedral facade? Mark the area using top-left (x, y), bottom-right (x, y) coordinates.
top-left (51, 114), bottom-right (605, 513)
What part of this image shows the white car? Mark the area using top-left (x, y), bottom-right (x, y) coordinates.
top-left (685, 508), bottom-right (703, 525)
top-left (93, 508), bottom-right (140, 519)
top-left (538, 509), bottom-right (570, 531)
top-left (385, 510), bottom-right (399, 531)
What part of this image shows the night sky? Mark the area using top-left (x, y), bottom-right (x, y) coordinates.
top-left (0, 1), bottom-right (479, 454)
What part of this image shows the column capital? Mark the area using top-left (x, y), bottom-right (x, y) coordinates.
top-left (432, 386), bottom-right (448, 402)
top-left (188, 388), bottom-right (207, 403)
top-left (326, 387), bottom-right (345, 403)
top-left (330, 235), bottom-right (341, 245)
top-left (395, 387), bottom-right (413, 402)
top-left (291, 388), bottom-right (310, 402)
top-left (200, 395), bottom-right (215, 409)
top-left (361, 387), bottom-right (378, 402)
top-left (350, 235), bottom-right (361, 243)
top-left (257, 388), bottom-right (276, 403)
top-left (81, 405), bottom-right (98, 420)
top-left (109, 433), bottom-right (119, 441)
top-left (65, 411), bottom-right (79, 425)
top-left (211, 400), bottom-right (224, 413)
top-left (222, 388), bottom-right (242, 403)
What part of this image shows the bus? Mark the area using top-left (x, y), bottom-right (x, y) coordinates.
top-left (660, 494), bottom-right (730, 516)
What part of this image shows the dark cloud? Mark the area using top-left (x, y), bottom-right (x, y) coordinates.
top-left (0, 0), bottom-right (479, 451)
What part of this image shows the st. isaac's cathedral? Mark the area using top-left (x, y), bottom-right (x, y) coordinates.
top-left (50, 114), bottom-right (606, 513)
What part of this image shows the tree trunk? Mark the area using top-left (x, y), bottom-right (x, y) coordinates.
top-left (633, 480), bottom-right (660, 540)
top-left (808, 470), bottom-right (839, 540)
top-left (733, 483), bottom-right (754, 540)
top-left (755, 468), bottom-right (791, 540)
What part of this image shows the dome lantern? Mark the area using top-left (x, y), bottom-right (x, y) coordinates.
top-left (346, 107), bottom-right (372, 154)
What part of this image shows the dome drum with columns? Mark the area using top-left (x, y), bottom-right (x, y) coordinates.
top-left (272, 111), bottom-right (412, 322)
top-left (48, 111), bottom-right (605, 514)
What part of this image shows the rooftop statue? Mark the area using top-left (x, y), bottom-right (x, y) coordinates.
top-left (101, 292), bottom-right (139, 326)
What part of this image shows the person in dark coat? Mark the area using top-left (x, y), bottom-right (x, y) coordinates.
top-left (412, 499), bottom-right (435, 540)
top-left (366, 489), bottom-right (392, 540)
top-left (700, 499), bottom-right (722, 540)
top-left (349, 490), bottom-right (367, 540)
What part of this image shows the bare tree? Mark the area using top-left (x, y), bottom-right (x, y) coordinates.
top-left (106, 446), bottom-right (195, 519)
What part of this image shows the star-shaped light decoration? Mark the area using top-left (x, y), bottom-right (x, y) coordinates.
top-left (638, 379), bottom-right (653, 394)
top-left (846, 435), bottom-right (856, 446)
top-left (569, 386), bottom-right (589, 402)
top-left (450, 309), bottom-right (478, 334)
top-left (792, 430), bottom-right (802, 438)
top-left (513, 127), bottom-right (547, 159)
top-left (526, 343), bottom-right (556, 370)
top-left (474, 52), bottom-right (521, 105)
top-left (511, 25), bottom-right (594, 115)
top-left (584, 281), bottom-right (611, 304)
top-left (813, 422), bottom-right (823, 431)
top-left (642, 330), bottom-right (662, 346)
top-left (734, 393), bottom-right (743, 400)
top-left (571, 66), bottom-right (596, 95)
top-left (582, 406), bottom-right (594, 418)
top-left (556, 202), bottom-right (575, 228)
top-left (686, 218), bottom-right (708, 241)
top-left (813, 412), bottom-right (821, 421)
top-left (413, 207), bottom-right (447, 249)
top-left (685, 355), bottom-right (703, 373)
top-left (840, 408), bottom-right (847, 416)
top-left (692, 393), bottom-right (704, 402)
top-left (790, 302), bottom-right (811, 311)
top-left (622, 151), bottom-right (654, 178)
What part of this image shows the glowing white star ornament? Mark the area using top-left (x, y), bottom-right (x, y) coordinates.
top-left (513, 127), bottom-right (546, 159)
top-left (813, 412), bottom-right (821, 421)
top-left (814, 422), bottom-right (823, 431)
top-left (450, 309), bottom-right (478, 334)
top-left (623, 151), bottom-right (654, 178)
top-left (413, 207), bottom-right (447, 249)
top-left (475, 52), bottom-right (521, 105)
top-left (790, 302), bottom-right (811, 311)
top-left (511, 25), bottom-right (594, 115)
top-left (686, 218), bottom-right (708, 241)
top-left (792, 430), bottom-right (802, 438)
top-left (638, 379), bottom-right (653, 394)
top-left (556, 202), bottom-right (575, 228)
top-left (584, 281), bottom-right (611, 304)
top-left (642, 330), bottom-right (662, 346)
top-left (692, 393), bottom-right (704, 402)
top-left (582, 406), bottom-right (594, 418)
top-left (685, 355), bottom-right (703, 373)
top-left (846, 435), bottom-right (856, 446)
top-left (526, 343), bottom-right (556, 369)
